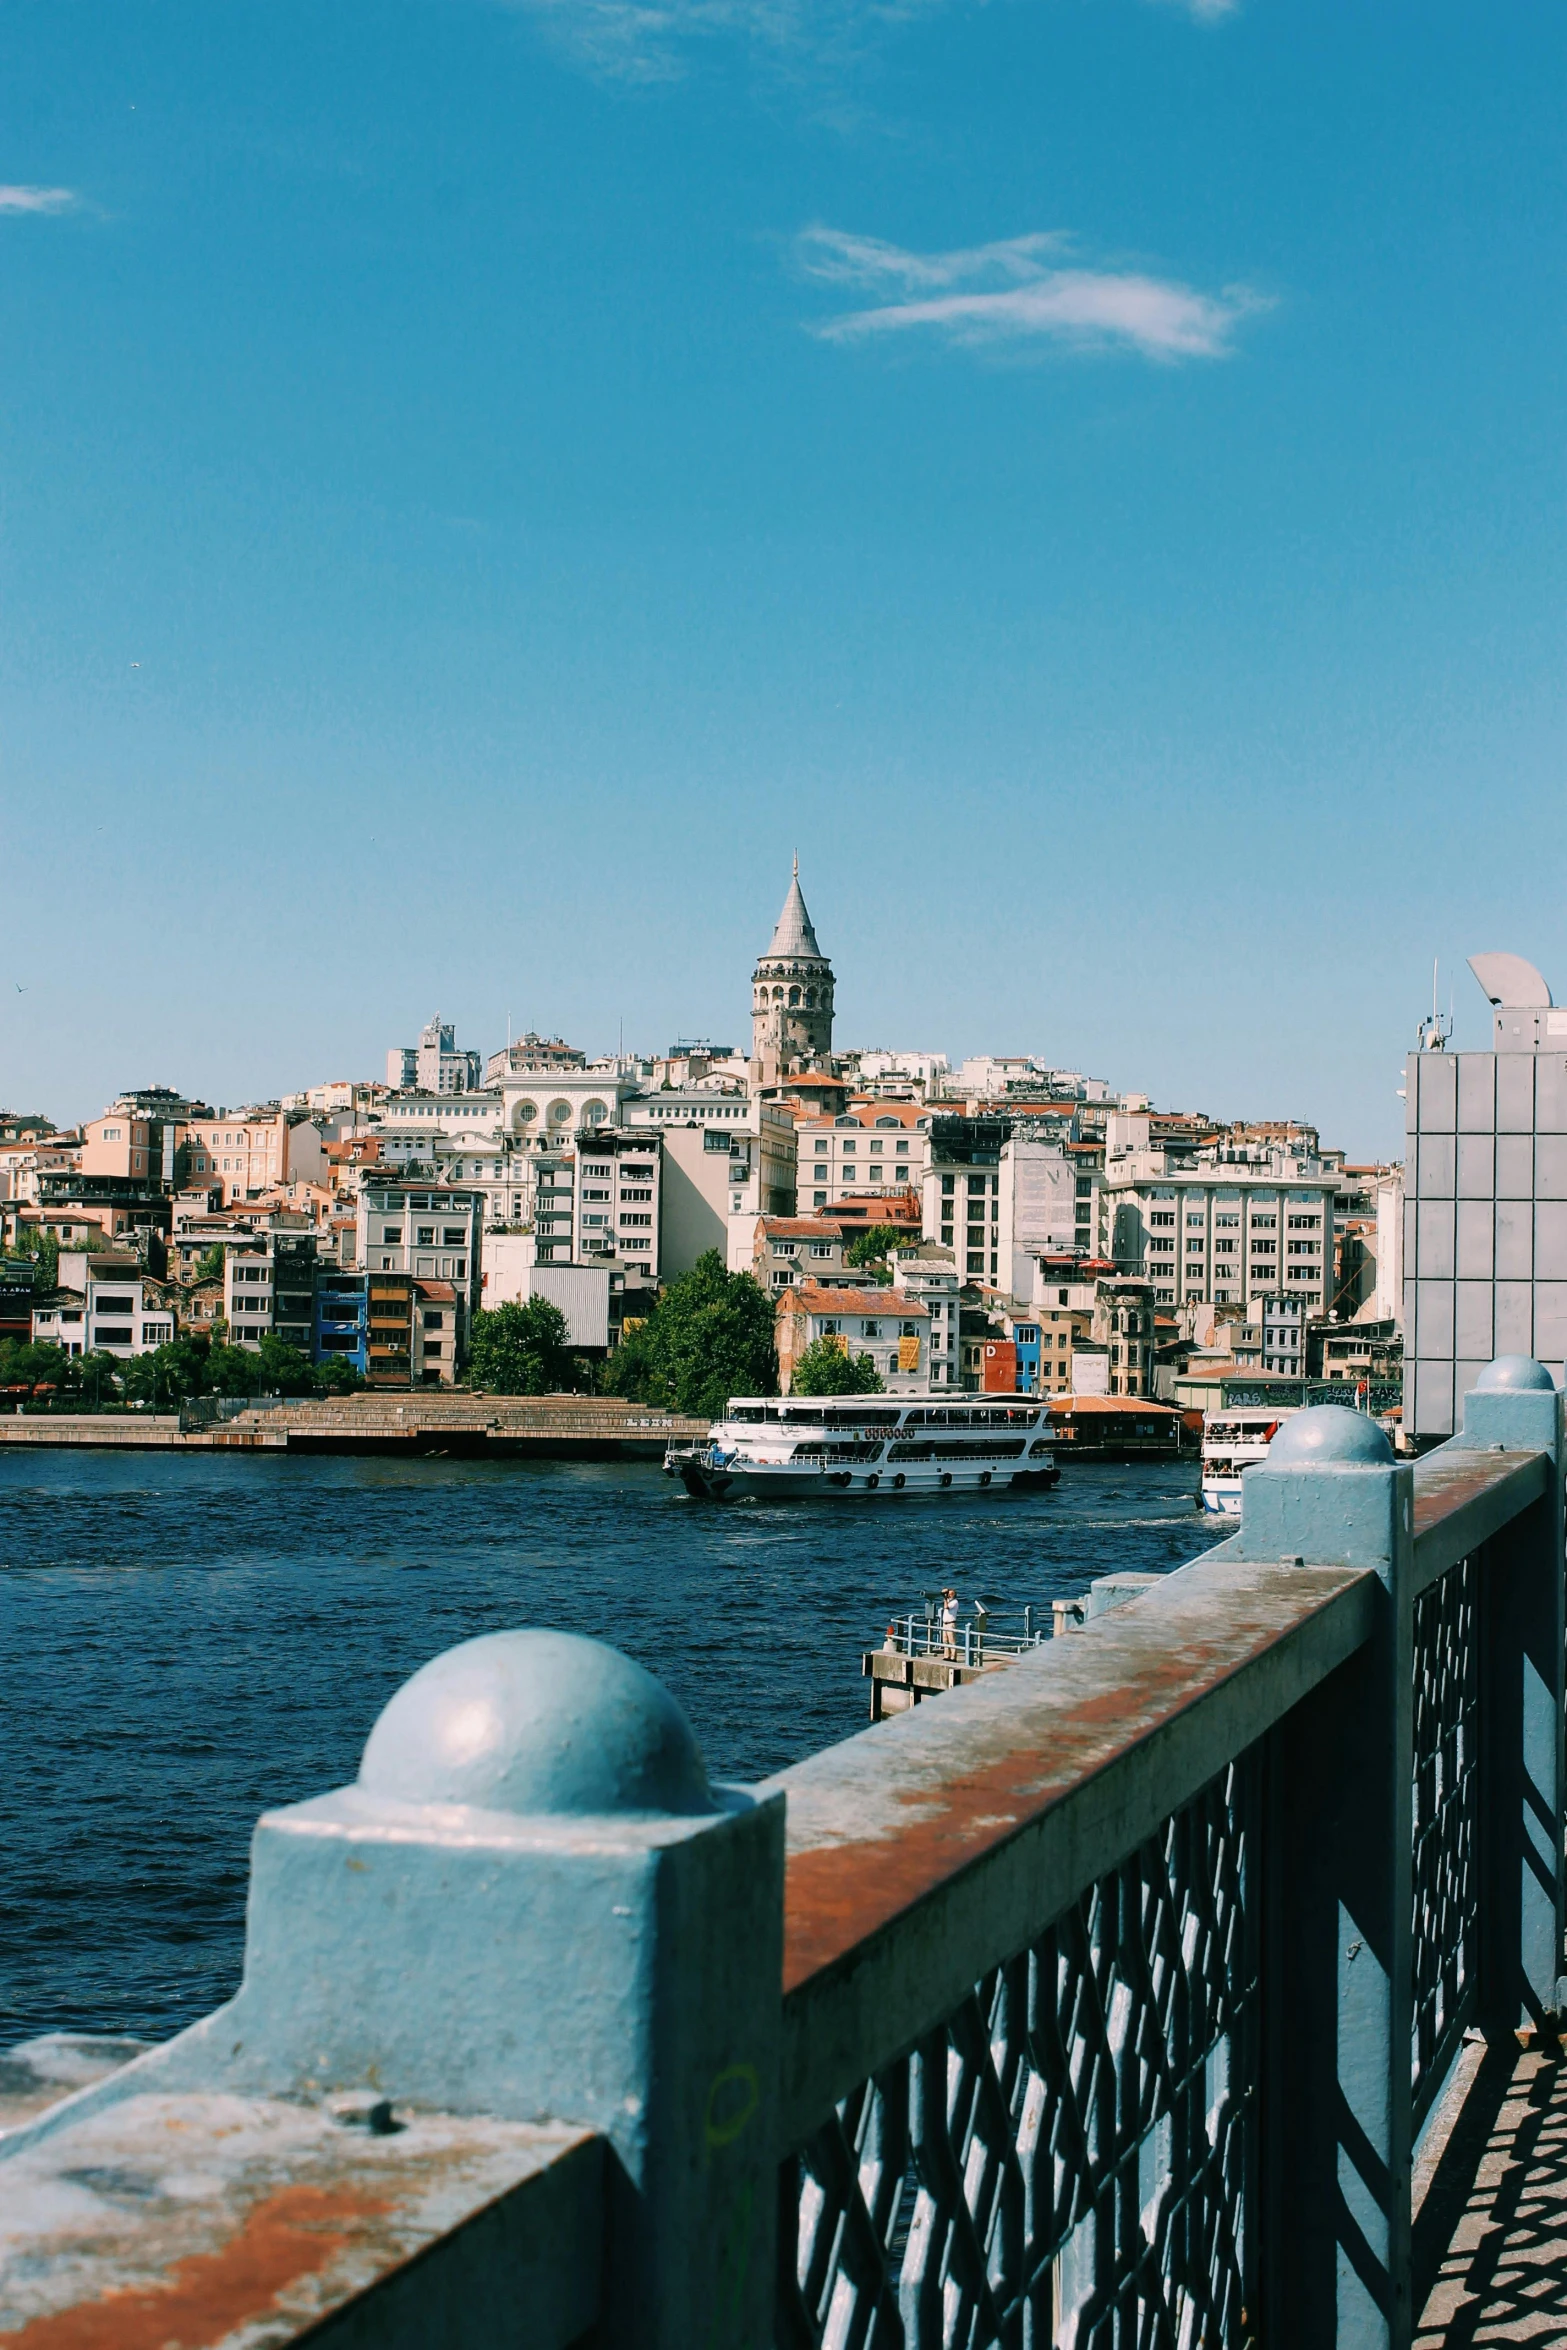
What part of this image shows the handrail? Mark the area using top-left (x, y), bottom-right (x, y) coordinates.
top-left (772, 1550), bottom-right (1375, 2145)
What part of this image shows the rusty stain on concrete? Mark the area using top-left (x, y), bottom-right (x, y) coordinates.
top-left (3, 2180), bottom-right (389, 2350)
top-left (1412, 1449), bottom-right (1542, 1541)
top-left (775, 1561), bottom-right (1371, 1994)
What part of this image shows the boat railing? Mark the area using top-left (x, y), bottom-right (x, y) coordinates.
top-left (878, 1599), bottom-right (1084, 1664)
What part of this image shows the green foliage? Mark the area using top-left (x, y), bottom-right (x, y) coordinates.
top-left (468, 1298), bottom-right (573, 1395)
top-left (194, 1245), bottom-right (226, 1282)
top-left (845, 1225), bottom-right (908, 1271)
top-left (119, 1338), bottom-right (212, 1405)
top-left (603, 1252), bottom-right (777, 1418)
top-left (0, 1338), bottom-right (72, 1396)
top-left (203, 1342), bottom-right (264, 1398)
top-left (789, 1336), bottom-right (885, 1396)
top-left (311, 1354), bottom-right (366, 1396)
top-left (255, 1335), bottom-right (317, 1395)
top-left (11, 1228), bottom-right (61, 1286)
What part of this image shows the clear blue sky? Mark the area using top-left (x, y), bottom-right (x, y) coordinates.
top-left (1, 0), bottom-right (1561, 1155)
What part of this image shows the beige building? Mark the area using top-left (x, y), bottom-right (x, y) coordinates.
top-left (1100, 1133), bottom-right (1336, 1316)
top-left (186, 1111), bottom-right (326, 1205)
top-left (798, 1104), bottom-right (932, 1214)
top-left (1090, 1277), bottom-right (1157, 1399)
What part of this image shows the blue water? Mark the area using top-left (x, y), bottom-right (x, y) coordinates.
top-left (0, 1450), bottom-right (1217, 2045)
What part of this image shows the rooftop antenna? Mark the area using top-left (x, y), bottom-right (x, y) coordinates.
top-left (1418, 956), bottom-right (1452, 1053)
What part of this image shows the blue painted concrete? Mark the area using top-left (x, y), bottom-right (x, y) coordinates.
top-left (358, 1628), bottom-right (714, 1817)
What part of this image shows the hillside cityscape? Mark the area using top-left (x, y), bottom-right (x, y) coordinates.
top-left (0, 863), bottom-right (1403, 1418)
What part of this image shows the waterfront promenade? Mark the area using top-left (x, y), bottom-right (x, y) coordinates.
top-left (0, 1392), bottom-right (705, 1456)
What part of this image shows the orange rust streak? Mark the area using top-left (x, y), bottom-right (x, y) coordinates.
top-left (1412, 1455), bottom-right (1533, 1537)
top-left (781, 1621), bottom-right (1282, 1993)
top-left (7, 2182), bottom-right (395, 2350)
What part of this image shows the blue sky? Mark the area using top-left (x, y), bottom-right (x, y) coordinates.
top-left (1, 0), bottom-right (1561, 1155)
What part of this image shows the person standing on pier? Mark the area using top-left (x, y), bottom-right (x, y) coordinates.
top-left (941, 1587), bottom-right (958, 1660)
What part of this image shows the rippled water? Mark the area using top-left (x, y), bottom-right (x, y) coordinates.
top-left (0, 1448), bottom-right (1218, 2044)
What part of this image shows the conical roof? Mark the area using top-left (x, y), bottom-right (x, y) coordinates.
top-left (766, 858), bottom-right (824, 960)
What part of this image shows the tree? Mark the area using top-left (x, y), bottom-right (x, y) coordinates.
top-left (120, 1338), bottom-right (212, 1406)
top-left (195, 1244), bottom-right (226, 1282)
top-left (311, 1355), bottom-right (366, 1396)
top-left (468, 1299), bottom-right (573, 1395)
top-left (12, 1228), bottom-right (60, 1287)
top-left (603, 1253), bottom-right (777, 1418)
top-left (846, 1225), bottom-right (909, 1272)
top-left (204, 1342), bottom-right (264, 1398)
top-left (790, 1336), bottom-right (885, 1396)
top-left (254, 1335), bottom-right (317, 1395)
top-left (0, 1338), bottom-right (71, 1402)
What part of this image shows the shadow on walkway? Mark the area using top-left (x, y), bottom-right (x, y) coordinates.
top-left (1418, 2043), bottom-right (1567, 2345)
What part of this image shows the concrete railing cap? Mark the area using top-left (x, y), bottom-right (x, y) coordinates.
top-left (1267, 1404), bottom-right (1394, 1468)
top-left (357, 1628), bottom-right (713, 1818)
top-left (1474, 1355), bottom-right (1557, 1392)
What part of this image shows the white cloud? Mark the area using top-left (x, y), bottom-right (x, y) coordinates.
top-left (797, 226), bottom-right (1267, 361)
top-left (0, 186), bottom-right (76, 215)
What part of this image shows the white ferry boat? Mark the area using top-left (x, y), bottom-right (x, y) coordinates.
top-left (665, 1396), bottom-right (1060, 1502)
top-left (1200, 1408), bottom-right (1298, 1514)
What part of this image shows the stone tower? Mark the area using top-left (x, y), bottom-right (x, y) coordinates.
top-left (751, 859), bottom-right (834, 1074)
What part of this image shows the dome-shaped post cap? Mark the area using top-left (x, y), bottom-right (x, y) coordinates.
top-left (1265, 1405), bottom-right (1395, 1468)
top-left (1474, 1356), bottom-right (1556, 1392)
top-left (357, 1629), bottom-right (714, 1817)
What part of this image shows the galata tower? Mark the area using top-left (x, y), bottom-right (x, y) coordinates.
top-left (751, 859), bottom-right (834, 1073)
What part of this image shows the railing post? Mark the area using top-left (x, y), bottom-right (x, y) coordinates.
top-left (5, 1630), bottom-right (784, 2350)
top-left (1459, 1358), bottom-right (1567, 2032)
top-left (1233, 1408), bottom-right (1417, 2349)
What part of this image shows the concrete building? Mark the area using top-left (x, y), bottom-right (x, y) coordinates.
top-left (775, 1282), bottom-right (930, 1395)
top-left (1089, 1278), bottom-right (1157, 1399)
top-left (479, 1243), bottom-right (615, 1351)
top-left (751, 861), bottom-right (834, 1083)
top-left (314, 1272), bottom-right (368, 1376)
top-left (655, 1110), bottom-right (797, 1279)
top-left (572, 1134), bottom-right (660, 1279)
top-left (38, 1253), bottom-right (175, 1357)
top-left (1099, 1130), bottom-right (1336, 1316)
top-left (224, 1234), bottom-right (318, 1354)
top-left (752, 1216), bottom-right (850, 1293)
top-left (483, 1035), bottom-right (586, 1085)
top-left (185, 1111), bottom-right (326, 1206)
top-left (388, 1018), bottom-right (483, 1096)
top-left (1404, 952), bottom-right (1567, 1441)
top-left (356, 1183), bottom-right (483, 1357)
top-left (886, 1244), bottom-right (961, 1388)
top-left (797, 1105), bottom-right (932, 1214)
top-left (997, 1134), bottom-right (1080, 1296)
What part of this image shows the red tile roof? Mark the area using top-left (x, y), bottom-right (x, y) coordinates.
top-left (781, 1282), bottom-right (930, 1319)
top-left (758, 1216), bottom-right (844, 1239)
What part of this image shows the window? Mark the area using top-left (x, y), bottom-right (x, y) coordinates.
top-left (820, 1320), bottom-right (841, 1336)
top-left (895, 1141), bottom-right (909, 1156)
top-left (863, 1322), bottom-right (881, 1338)
top-left (1186, 1213), bottom-right (1205, 1229)
top-left (1251, 1240), bottom-right (1276, 1255)
top-left (381, 1225), bottom-right (402, 1243)
top-left (900, 1321), bottom-right (918, 1338)
top-left (1149, 1211), bottom-right (1175, 1227)
top-left (442, 1227), bottom-right (465, 1245)
top-left (1215, 1213), bottom-right (1240, 1228)
top-left (1214, 1239), bottom-right (1237, 1255)
top-left (423, 1311), bottom-right (445, 1329)
top-left (775, 1241), bottom-right (797, 1258)
top-left (417, 1225), bottom-right (436, 1244)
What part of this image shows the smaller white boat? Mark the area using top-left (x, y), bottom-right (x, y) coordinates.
top-left (1200, 1409), bottom-right (1298, 1514)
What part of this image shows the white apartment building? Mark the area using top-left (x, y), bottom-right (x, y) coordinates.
top-left (1101, 1146), bottom-right (1337, 1313)
top-left (356, 1184), bottom-right (484, 1333)
top-left (37, 1254), bottom-right (175, 1357)
top-left (887, 1245), bottom-right (961, 1386)
top-left (798, 1107), bottom-right (932, 1214)
top-left (223, 1234), bottom-right (318, 1353)
top-left (997, 1138), bottom-right (1079, 1296)
top-left (925, 1163), bottom-right (1001, 1284)
top-left (571, 1135), bottom-right (660, 1279)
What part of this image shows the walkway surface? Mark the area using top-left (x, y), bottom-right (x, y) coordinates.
top-left (1419, 2045), bottom-right (1567, 2345)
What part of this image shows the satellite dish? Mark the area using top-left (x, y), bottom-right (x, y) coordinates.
top-left (1468, 953), bottom-right (1552, 1010)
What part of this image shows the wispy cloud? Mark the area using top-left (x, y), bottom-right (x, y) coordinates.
top-left (796, 227), bottom-right (1268, 362)
top-left (0, 185), bottom-right (77, 216)
top-left (504, 0), bottom-right (1239, 83)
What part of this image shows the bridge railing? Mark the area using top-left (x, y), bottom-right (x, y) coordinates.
top-left (2, 1359), bottom-right (1562, 2350)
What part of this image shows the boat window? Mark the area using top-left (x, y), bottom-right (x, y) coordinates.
top-left (934, 1438), bottom-right (1028, 1460)
top-left (728, 1406), bottom-right (765, 1422)
top-left (1006, 1408), bottom-right (1037, 1425)
top-left (1029, 1438), bottom-right (1053, 1457)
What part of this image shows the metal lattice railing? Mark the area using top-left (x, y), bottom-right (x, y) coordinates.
top-left (779, 1759), bottom-right (1259, 2349)
top-left (1410, 1551), bottom-right (1480, 2121)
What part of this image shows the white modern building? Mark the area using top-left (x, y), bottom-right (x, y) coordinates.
top-left (356, 1183), bottom-right (484, 1336)
top-left (387, 1018), bottom-right (483, 1095)
top-left (1099, 1126), bottom-right (1337, 1315)
top-left (37, 1254), bottom-right (175, 1357)
top-left (887, 1244), bottom-right (962, 1386)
